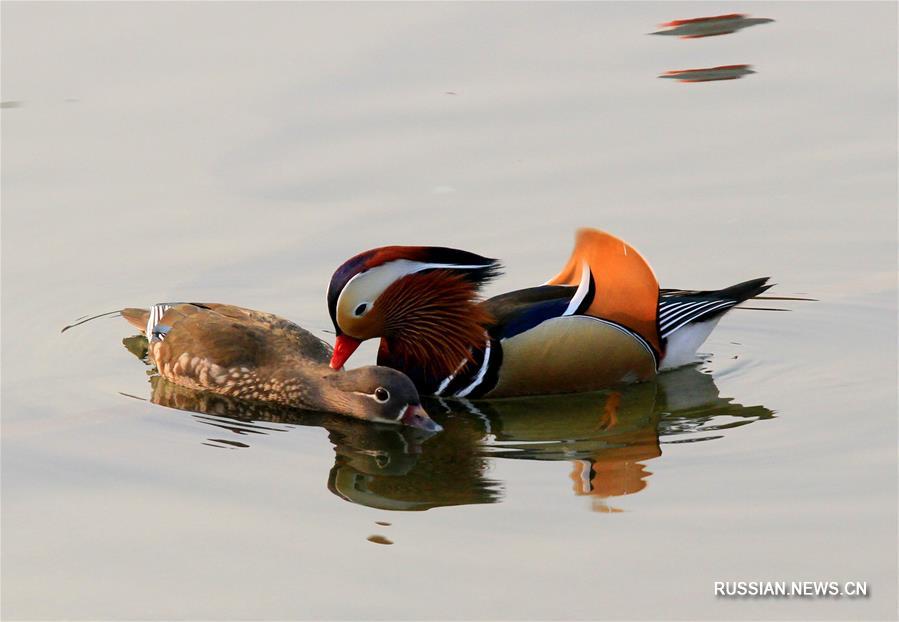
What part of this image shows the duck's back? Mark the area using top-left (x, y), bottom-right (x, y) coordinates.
top-left (122, 303), bottom-right (333, 402)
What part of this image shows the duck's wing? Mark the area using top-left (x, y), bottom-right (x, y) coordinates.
top-left (189, 304), bottom-right (333, 364)
top-left (545, 229), bottom-right (661, 355)
top-left (478, 280), bottom-right (658, 397)
top-left (481, 229), bottom-right (663, 351)
top-left (134, 304), bottom-right (275, 375)
top-left (481, 285), bottom-right (583, 340)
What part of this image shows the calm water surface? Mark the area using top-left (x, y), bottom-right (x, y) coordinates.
top-left (2, 2), bottom-right (896, 620)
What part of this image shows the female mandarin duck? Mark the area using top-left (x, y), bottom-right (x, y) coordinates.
top-left (117, 303), bottom-right (440, 430)
top-left (327, 228), bottom-right (771, 398)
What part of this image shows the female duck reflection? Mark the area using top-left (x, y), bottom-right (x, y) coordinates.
top-left (124, 336), bottom-right (772, 512)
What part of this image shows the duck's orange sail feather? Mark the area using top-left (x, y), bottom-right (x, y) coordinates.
top-left (547, 229), bottom-right (661, 354)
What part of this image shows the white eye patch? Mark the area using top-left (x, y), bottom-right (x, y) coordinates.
top-left (336, 259), bottom-right (494, 328)
top-left (352, 388), bottom-right (391, 403)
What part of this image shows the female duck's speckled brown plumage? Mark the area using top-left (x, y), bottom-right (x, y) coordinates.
top-left (121, 303), bottom-right (439, 430)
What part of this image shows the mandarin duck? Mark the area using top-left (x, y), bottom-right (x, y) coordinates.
top-left (117, 302), bottom-right (440, 430)
top-left (326, 228), bottom-right (772, 398)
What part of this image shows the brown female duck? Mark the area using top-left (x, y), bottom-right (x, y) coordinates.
top-left (120, 302), bottom-right (440, 431)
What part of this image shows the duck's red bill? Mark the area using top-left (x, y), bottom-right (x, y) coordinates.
top-left (330, 335), bottom-right (362, 370)
top-left (401, 404), bottom-right (442, 433)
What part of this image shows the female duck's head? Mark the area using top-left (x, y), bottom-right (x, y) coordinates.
top-left (324, 365), bottom-right (441, 432)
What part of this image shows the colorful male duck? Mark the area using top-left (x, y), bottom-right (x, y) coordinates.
top-left (327, 229), bottom-right (771, 398)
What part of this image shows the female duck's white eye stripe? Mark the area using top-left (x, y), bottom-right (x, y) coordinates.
top-left (563, 261), bottom-right (591, 316)
top-left (352, 391), bottom-right (391, 403)
top-left (454, 341), bottom-right (492, 398)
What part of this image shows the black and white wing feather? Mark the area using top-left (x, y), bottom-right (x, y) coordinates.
top-left (659, 277), bottom-right (772, 339)
top-left (658, 277), bottom-right (772, 370)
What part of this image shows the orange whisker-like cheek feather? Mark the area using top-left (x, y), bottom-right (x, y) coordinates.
top-left (378, 271), bottom-right (493, 378)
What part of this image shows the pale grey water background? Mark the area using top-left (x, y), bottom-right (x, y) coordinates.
top-left (2, 2), bottom-right (896, 620)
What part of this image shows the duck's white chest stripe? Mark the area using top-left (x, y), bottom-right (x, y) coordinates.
top-left (434, 356), bottom-right (470, 396)
top-left (454, 341), bottom-right (492, 398)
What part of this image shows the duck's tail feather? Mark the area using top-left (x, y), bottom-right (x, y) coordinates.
top-left (64, 302), bottom-right (198, 335)
top-left (714, 277), bottom-right (774, 303)
top-left (659, 277), bottom-right (773, 301)
top-left (61, 309), bottom-right (124, 333)
top-left (659, 277), bottom-right (773, 339)
top-left (659, 277), bottom-right (773, 370)
top-left (121, 307), bottom-right (151, 332)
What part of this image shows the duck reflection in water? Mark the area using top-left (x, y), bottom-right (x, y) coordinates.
top-left (124, 335), bottom-right (495, 511)
top-left (448, 365), bottom-right (773, 512)
top-left (124, 335), bottom-right (773, 513)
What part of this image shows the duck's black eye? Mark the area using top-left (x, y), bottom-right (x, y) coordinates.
top-left (354, 303), bottom-right (369, 317)
top-left (374, 387), bottom-right (390, 403)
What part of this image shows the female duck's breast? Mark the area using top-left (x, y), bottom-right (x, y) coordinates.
top-left (487, 316), bottom-right (657, 397)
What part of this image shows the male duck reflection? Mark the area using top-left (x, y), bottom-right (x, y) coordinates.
top-left (134, 351), bottom-right (772, 513)
top-left (116, 303), bottom-right (440, 431)
top-left (328, 228), bottom-right (772, 397)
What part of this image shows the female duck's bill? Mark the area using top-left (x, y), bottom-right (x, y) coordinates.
top-left (400, 403), bottom-right (440, 432)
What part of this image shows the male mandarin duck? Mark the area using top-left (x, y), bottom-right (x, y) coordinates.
top-left (117, 302), bottom-right (441, 430)
top-left (326, 229), bottom-right (771, 398)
